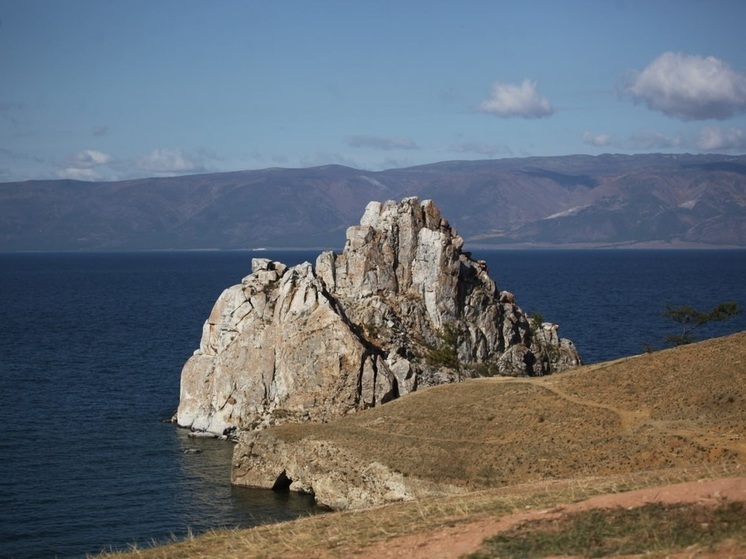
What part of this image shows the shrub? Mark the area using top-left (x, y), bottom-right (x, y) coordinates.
top-left (662, 301), bottom-right (742, 346)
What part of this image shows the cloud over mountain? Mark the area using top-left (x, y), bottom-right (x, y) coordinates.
top-left (345, 135), bottom-right (419, 151)
top-left (697, 126), bottom-right (746, 151)
top-left (136, 148), bottom-right (210, 175)
top-left (72, 149), bottom-right (113, 168)
top-left (628, 131), bottom-right (682, 150)
top-left (582, 132), bottom-right (612, 147)
top-left (57, 167), bottom-right (101, 181)
top-left (625, 51), bottom-right (746, 121)
top-left (478, 79), bottom-right (554, 119)
top-left (57, 149), bottom-right (114, 181)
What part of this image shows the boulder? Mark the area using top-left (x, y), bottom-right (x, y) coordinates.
top-left (176, 197), bottom-right (581, 435)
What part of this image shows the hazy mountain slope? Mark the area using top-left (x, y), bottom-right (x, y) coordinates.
top-left (1, 154), bottom-right (745, 250)
top-left (498, 156), bottom-right (746, 246)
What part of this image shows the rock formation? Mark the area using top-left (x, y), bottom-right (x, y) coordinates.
top-left (230, 432), bottom-right (462, 510)
top-left (176, 197), bottom-right (581, 436)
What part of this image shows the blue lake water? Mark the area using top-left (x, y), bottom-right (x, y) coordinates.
top-left (1, 249), bottom-right (745, 558)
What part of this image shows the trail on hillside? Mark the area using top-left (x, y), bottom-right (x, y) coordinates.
top-left (499, 375), bottom-right (650, 433)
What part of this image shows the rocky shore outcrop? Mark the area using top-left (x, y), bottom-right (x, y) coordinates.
top-left (176, 197), bottom-right (580, 436)
top-left (230, 431), bottom-right (463, 510)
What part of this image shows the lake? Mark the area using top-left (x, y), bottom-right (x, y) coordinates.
top-left (1, 249), bottom-right (744, 558)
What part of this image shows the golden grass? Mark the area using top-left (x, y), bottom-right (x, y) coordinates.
top-left (259, 331), bottom-right (746, 490)
top-left (99, 332), bottom-right (746, 558)
top-left (98, 465), bottom-right (742, 558)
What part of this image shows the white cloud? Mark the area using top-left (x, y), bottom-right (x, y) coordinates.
top-left (346, 135), bottom-right (419, 150)
top-left (697, 126), bottom-right (746, 151)
top-left (478, 79), bottom-right (554, 118)
top-left (54, 149), bottom-right (114, 181)
top-left (582, 132), bottom-right (612, 147)
top-left (629, 131), bottom-right (682, 150)
top-left (624, 51), bottom-right (746, 120)
top-left (136, 148), bottom-right (208, 175)
top-left (72, 149), bottom-right (113, 168)
top-left (57, 167), bottom-right (101, 181)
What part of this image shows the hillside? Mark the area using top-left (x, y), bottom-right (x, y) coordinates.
top-left (105, 332), bottom-right (746, 558)
top-left (3, 153), bottom-right (746, 251)
top-left (232, 331), bottom-right (745, 501)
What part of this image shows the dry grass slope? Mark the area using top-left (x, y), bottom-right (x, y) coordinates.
top-left (267, 330), bottom-right (745, 488)
top-left (103, 331), bottom-right (746, 558)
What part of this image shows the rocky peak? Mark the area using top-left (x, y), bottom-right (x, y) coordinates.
top-left (176, 197), bottom-right (581, 436)
top-left (317, 198), bottom-right (461, 327)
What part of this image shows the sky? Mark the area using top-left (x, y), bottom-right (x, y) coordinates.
top-left (1, 0), bottom-right (746, 182)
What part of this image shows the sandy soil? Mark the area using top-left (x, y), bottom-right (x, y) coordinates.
top-left (353, 477), bottom-right (746, 559)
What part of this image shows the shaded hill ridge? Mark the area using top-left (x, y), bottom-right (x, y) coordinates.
top-left (2, 153), bottom-right (746, 250)
top-left (231, 330), bottom-right (746, 510)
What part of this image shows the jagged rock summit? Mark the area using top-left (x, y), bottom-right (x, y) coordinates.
top-left (176, 197), bottom-right (581, 435)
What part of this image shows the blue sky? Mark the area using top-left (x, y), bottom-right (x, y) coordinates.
top-left (2, 0), bottom-right (746, 182)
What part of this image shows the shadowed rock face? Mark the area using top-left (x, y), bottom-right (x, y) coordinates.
top-left (176, 197), bottom-right (581, 435)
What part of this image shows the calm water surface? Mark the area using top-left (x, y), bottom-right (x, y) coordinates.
top-left (0, 249), bottom-right (744, 558)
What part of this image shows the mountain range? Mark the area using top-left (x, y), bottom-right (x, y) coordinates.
top-left (2, 153), bottom-right (746, 251)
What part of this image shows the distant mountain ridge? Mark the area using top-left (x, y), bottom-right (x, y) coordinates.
top-left (2, 153), bottom-right (745, 251)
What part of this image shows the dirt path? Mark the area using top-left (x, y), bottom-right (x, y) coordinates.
top-left (484, 374), bottom-right (740, 455)
top-left (529, 379), bottom-right (649, 433)
top-left (352, 477), bottom-right (746, 559)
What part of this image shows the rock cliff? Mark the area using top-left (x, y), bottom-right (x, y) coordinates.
top-left (176, 197), bottom-right (581, 436)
